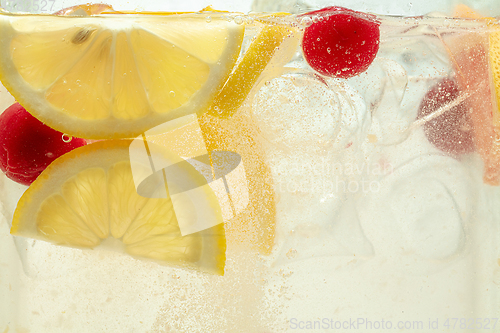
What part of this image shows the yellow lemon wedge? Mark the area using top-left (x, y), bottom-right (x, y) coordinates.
top-left (11, 140), bottom-right (226, 275)
top-left (207, 21), bottom-right (299, 118)
top-left (0, 10), bottom-right (244, 139)
top-left (198, 20), bottom-right (300, 253)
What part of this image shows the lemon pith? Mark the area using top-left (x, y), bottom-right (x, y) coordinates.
top-left (0, 12), bottom-right (244, 139)
top-left (11, 140), bottom-right (226, 275)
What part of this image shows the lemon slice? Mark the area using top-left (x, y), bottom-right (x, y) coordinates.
top-left (11, 140), bottom-right (226, 275)
top-left (207, 22), bottom-right (299, 118)
top-left (195, 22), bottom-right (298, 253)
top-left (198, 23), bottom-right (298, 253)
top-left (0, 11), bottom-right (244, 139)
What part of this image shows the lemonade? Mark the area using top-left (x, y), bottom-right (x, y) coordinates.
top-left (1, 0), bottom-right (500, 332)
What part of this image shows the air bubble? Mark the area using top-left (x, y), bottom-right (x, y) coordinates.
top-left (286, 248), bottom-right (298, 259)
top-left (312, 15), bottom-right (319, 23)
top-left (62, 134), bottom-right (72, 143)
top-left (300, 17), bottom-right (312, 27)
top-left (234, 16), bottom-right (243, 25)
top-left (169, 91), bottom-right (176, 97)
top-left (327, 47), bottom-right (331, 54)
top-left (206, 16), bottom-right (211, 23)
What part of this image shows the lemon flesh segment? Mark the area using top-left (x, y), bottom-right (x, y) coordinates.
top-left (108, 161), bottom-right (149, 239)
top-left (0, 13), bottom-right (244, 139)
top-left (38, 194), bottom-right (102, 247)
top-left (46, 30), bottom-right (114, 120)
top-left (112, 32), bottom-right (150, 120)
top-left (60, 167), bottom-right (110, 239)
top-left (11, 140), bottom-right (226, 275)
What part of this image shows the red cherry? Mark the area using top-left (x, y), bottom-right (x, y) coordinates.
top-left (0, 103), bottom-right (86, 185)
top-left (301, 6), bottom-right (380, 79)
top-left (417, 78), bottom-right (475, 156)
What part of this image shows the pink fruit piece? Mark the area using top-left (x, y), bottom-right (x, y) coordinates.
top-left (0, 103), bottom-right (86, 185)
top-left (417, 78), bottom-right (475, 156)
top-left (301, 6), bottom-right (380, 79)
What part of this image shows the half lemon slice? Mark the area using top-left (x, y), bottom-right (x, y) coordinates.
top-left (0, 11), bottom-right (244, 139)
top-left (11, 140), bottom-right (226, 275)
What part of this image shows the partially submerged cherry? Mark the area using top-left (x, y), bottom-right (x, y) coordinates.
top-left (0, 103), bottom-right (86, 185)
top-left (417, 78), bottom-right (475, 156)
top-left (301, 6), bottom-right (380, 79)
